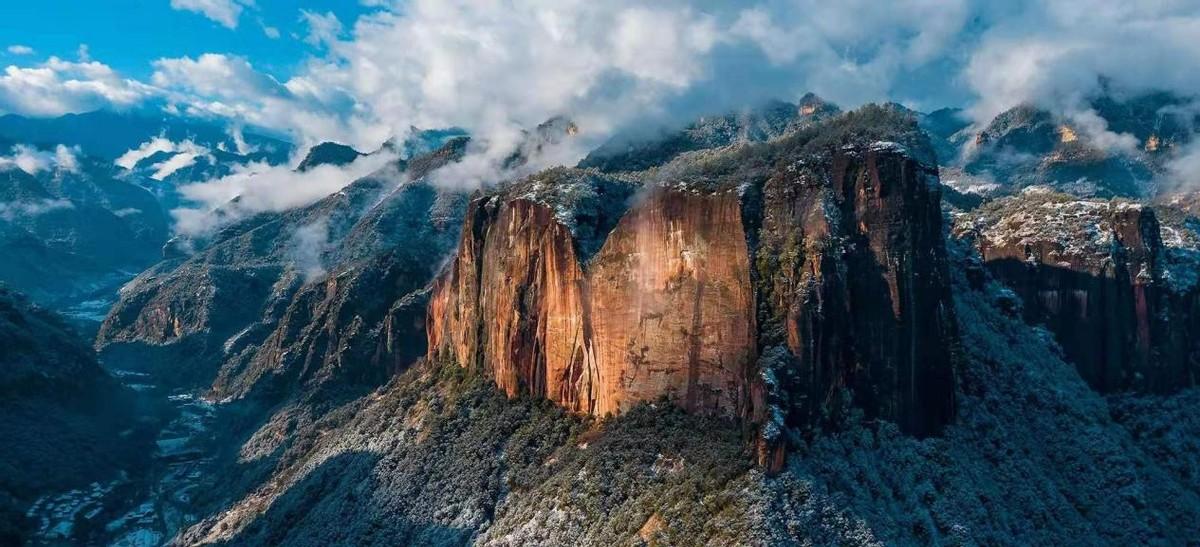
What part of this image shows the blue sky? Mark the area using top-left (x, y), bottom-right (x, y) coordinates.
top-left (0, 0), bottom-right (370, 81)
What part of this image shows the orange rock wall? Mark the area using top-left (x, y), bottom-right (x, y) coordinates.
top-left (428, 189), bottom-right (757, 419)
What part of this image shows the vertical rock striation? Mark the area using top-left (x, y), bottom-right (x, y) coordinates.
top-left (429, 107), bottom-right (962, 466)
top-left (954, 189), bottom-right (1200, 393)
top-left (755, 143), bottom-right (957, 440)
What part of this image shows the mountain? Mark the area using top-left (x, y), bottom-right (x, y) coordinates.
top-left (0, 109), bottom-right (290, 162)
top-left (430, 105), bottom-right (956, 466)
top-left (296, 142), bottom-right (364, 172)
top-left (946, 93), bottom-right (1198, 199)
top-left (7, 96), bottom-right (1200, 545)
top-left (166, 104), bottom-right (1200, 546)
top-left (918, 107), bottom-right (972, 165)
top-left (97, 138), bottom-right (471, 394)
top-left (579, 93), bottom-right (840, 172)
top-left (0, 286), bottom-right (145, 544)
top-left (0, 142), bottom-right (170, 329)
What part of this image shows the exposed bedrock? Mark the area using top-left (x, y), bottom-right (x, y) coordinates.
top-left (430, 130), bottom-right (961, 469)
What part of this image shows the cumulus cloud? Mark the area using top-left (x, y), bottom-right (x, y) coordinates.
top-left (171, 148), bottom-right (399, 235)
top-left (148, 53), bottom-right (381, 150)
top-left (300, 10), bottom-right (343, 48)
top-left (6, 45), bottom-right (33, 56)
top-left (0, 57), bottom-right (154, 116)
top-left (169, 0), bottom-right (250, 29)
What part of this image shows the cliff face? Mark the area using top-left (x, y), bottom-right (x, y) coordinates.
top-left (756, 143), bottom-right (957, 439)
top-left (953, 189), bottom-right (1200, 392)
top-left (429, 108), bottom-right (960, 446)
top-left (430, 185), bottom-right (757, 418)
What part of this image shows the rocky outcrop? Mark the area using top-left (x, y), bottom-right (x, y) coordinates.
top-left (429, 106), bottom-right (960, 455)
top-left (953, 188), bottom-right (1200, 392)
top-left (755, 142), bottom-right (958, 440)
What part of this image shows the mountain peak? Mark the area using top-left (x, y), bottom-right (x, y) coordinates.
top-left (296, 142), bottom-right (364, 172)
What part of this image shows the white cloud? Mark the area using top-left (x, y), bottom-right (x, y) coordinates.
top-left (6, 45), bottom-right (34, 56)
top-left (115, 136), bottom-right (214, 179)
top-left (300, 10), bottom-right (343, 48)
top-left (171, 148), bottom-right (399, 235)
top-left (115, 136), bottom-right (179, 169)
top-left (169, 0), bottom-right (249, 29)
top-left (0, 144), bottom-right (81, 175)
top-left (963, 0), bottom-right (1200, 123)
top-left (150, 146), bottom-right (208, 180)
top-left (0, 144), bottom-right (53, 174)
top-left (291, 218), bottom-right (330, 282)
top-left (152, 54), bottom-right (285, 100)
top-left (54, 144), bottom-right (80, 173)
top-left (0, 57), bottom-right (154, 117)
top-left (0, 198), bottom-right (73, 221)
top-left (223, 125), bottom-right (257, 155)
top-left (2, 0), bottom-right (1199, 189)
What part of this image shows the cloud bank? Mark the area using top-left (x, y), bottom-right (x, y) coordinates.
top-left (151, 1), bottom-right (1200, 160)
top-left (3, 1), bottom-right (1200, 207)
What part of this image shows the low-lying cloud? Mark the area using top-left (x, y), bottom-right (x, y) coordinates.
top-left (171, 146), bottom-right (400, 236)
top-left (115, 136), bottom-right (215, 180)
top-left (0, 198), bottom-right (73, 221)
top-left (0, 144), bottom-right (81, 175)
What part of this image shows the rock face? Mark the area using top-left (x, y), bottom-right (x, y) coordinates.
top-left (755, 142), bottom-right (958, 439)
top-left (953, 188), bottom-right (1200, 392)
top-left (429, 106), bottom-right (960, 450)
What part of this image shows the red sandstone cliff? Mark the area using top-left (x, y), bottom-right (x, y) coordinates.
top-left (429, 108), bottom-right (961, 459)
